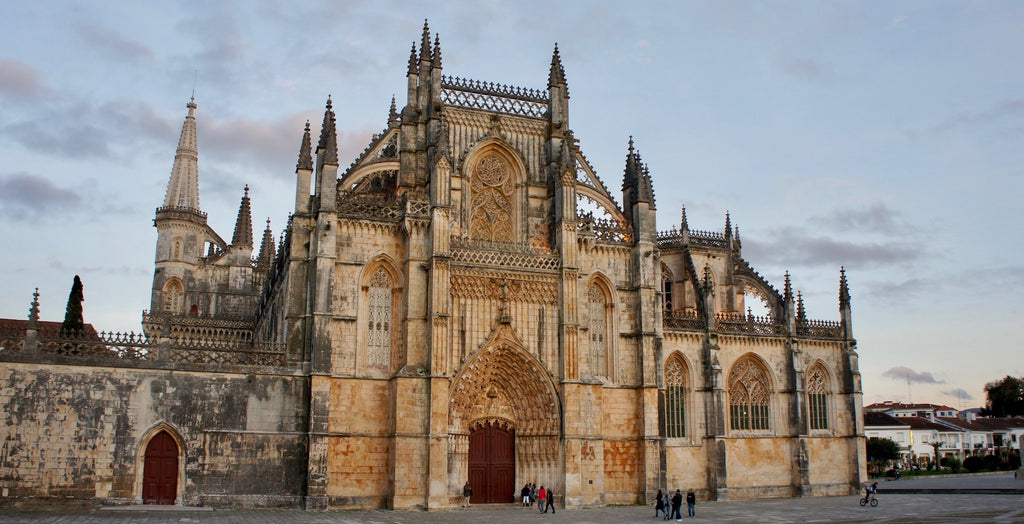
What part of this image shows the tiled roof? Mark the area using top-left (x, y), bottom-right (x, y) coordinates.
top-left (864, 412), bottom-right (909, 428)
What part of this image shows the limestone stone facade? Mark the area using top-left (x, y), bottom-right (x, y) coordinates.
top-left (0, 23), bottom-right (865, 509)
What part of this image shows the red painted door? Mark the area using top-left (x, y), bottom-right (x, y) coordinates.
top-left (142, 431), bottom-right (178, 504)
top-left (468, 422), bottom-right (515, 503)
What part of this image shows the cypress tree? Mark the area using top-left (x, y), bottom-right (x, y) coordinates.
top-left (59, 275), bottom-right (85, 337)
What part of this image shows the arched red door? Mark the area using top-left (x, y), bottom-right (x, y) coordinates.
top-left (142, 431), bottom-right (179, 504)
top-left (468, 422), bottom-right (515, 503)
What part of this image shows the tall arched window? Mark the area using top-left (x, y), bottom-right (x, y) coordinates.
top-left (807, 364), bottom-right (830, 430)
top-left (172, 239), bottom-right (182, 260)
top-left (469, 153), bottom-right (515, 242)
top-left (366, 268), bottom-right (393, 368)
top-left (729, 356), bottom-right (771, 431)
top-left (163, 280), bottom-right (183, 313)
top-left (665, 356), bottom-right (687, 438)
top-left (587, 282), bottom-right (608, 378)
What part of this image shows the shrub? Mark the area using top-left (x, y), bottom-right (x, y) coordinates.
top-left (963, 456), bottom-right (984, 473)
top-left (982, 454), bottom-right (1001, 471)
top-left (941, 456), bottom-right (962, 473)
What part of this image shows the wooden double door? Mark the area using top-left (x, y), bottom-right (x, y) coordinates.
top-left (142, 431), bottom-right (179, 504)
top-left (468, 422), bottom-right (515, 503)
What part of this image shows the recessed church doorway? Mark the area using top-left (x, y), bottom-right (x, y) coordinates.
top-left (468, 421), bottom-right (515, 503)
top-left (142, 430), bottom-right (179, 504)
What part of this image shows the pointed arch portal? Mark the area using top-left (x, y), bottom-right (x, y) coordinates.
top-left (142, 430), bottom-right (179, 504)
top-left (448, 326), bottom-right (561, 506)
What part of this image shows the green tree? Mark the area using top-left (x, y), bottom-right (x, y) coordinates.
top-left (981, 376), bottom-right (1024, 417)
top-left (59, 275), bottom-right (84, 337)
top-left (866, 437), bottom-right (901, 472)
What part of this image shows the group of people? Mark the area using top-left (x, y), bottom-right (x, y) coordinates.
top-left (520, 483), bottom-right (556, 513)
top-left (654, 488), bottom-right (696, 520)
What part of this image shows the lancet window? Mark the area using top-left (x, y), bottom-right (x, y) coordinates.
top-left (587, 282), bottom-right (609, 379)
top-left (665, 356), bottom-right (687, 438)
top-left (729, 356), bottom-right (771, 431)
top-left (469, 154), bottom-right (515, 242)
top-left (163, 280), bottom-right (183, 313)
top-left (807, 364), bottom-right (830, 430)
top-left (366, 268), bottom-right (393, 368)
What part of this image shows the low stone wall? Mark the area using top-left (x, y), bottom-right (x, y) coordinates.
top-left (0, 360), bottom-right (308, 507)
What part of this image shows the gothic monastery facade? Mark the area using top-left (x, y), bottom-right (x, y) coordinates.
top-left (0, 24), bottom-right (866, 509)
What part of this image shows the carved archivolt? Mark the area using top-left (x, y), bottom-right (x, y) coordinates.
top-left (448, 326), bottom-right (559, 437)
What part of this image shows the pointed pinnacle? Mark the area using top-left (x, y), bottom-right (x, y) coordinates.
top-left (548, 43), bottom-right (566, 88)
top-left (28, 287), bottom-right (40, 326)
top-left (725, 211), bottom-right (732, 235)
top-left (388, 96), bottom-right (398, 126)
top-left (839, 267), bottom-right (851, 307)
top-left (419, 20), bottom-right (432, 62)
top-left (407, 42), bottom-right (418, 75)
top-left (784, 271), bottom-right (793, 302)
top-left (681, 205), bottom-right (688, 230)
top-left (433, 34), bottom-right (442, 67)
top-left (297, 121), bottom-right (312, 171)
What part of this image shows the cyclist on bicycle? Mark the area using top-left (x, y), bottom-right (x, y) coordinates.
top-left (866, 482), bottom-right (878, 501)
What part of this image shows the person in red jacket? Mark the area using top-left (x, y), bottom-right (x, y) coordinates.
top-left (538, 486), bottom-right (547, 513)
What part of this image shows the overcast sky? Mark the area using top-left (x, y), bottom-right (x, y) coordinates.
top-left (1, 1), bottom-right (1021, 407)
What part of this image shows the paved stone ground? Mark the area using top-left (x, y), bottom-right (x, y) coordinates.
top-left (1, 473), bottom-right (1021, 523)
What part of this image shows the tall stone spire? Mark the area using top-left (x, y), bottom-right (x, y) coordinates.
top-left (163, 98), bottom-right (200, 211)
top-left (231, 185), bottom-right (253, 247)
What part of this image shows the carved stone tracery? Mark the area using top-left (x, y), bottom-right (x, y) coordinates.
top-left (469, 154), bottom-right (515, 242)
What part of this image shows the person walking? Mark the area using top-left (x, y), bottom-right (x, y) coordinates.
top-left (685, 488), bottom-right (696, 518)
top-left (654, 489), bottom-right (665, 518)
top-left (530, 483), bottom-right (537, 506)
top-left (538, 485), bottom-right (547, 513)
top-left (544, 486), bottom-right (556, 514)
top-left (462, 481), bottom-right (472, 508)
top-left (521, 484), bottom-right (531, 506)
top-left (670, 489), bottom-right (683, 521)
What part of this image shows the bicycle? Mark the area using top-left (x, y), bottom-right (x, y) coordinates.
top-left (859, 495), bottom-right (878, 507)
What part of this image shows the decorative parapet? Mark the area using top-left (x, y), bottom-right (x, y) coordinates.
top-left (715, 312), bottom-right (784, 336)
top-left (450, 235), bottom-right (558, 270)
top-left (796, 319), bottom-right (843, 339)
top-left (0, 325), bottom-right (287, 369)
top-left (687, 229), bottom-right (728, 249)
top-left (336, 192), bottom-right (404, 221)
top-left (662, 309), bottom-right (706, 331)
top-left (577, 213), bottom-right (632, 244)
top-left (441, 76), bottom-right (547, 119)
top-left (155, 205), bottom-right (208, 221)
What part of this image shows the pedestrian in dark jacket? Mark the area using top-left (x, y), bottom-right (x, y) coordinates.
top-left (670, 489), bottom-right (683, 520)
top-left (686, 489), bottom-right (696, 517)
top-left (544, 487), bottom-right (556, 514)
top-left (654, 489), bottom-right (665, 518)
